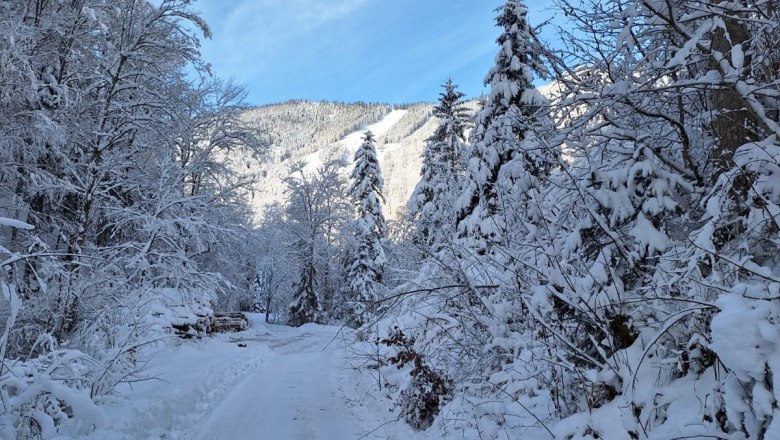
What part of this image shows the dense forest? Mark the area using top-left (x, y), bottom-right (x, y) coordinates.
top-left (242, 100), bottom-right (390, 162)
top-left (3, 0), bottom-right (780, 439)
top-left (365, 1), bottom-right (780, 438)
top-left (0, 0), bottom-right (263, 436)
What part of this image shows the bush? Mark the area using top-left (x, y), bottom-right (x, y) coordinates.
top-left (382, 327), bottom-right (453, 430)
top-left (0, 350), bottom-right (104, 439)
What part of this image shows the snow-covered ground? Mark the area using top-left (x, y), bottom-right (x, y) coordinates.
top-left (81, 314), bottom-right (432, 440)
top-left (195, 323), bottom-right (358, 440)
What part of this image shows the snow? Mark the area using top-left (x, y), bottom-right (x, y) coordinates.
top-left (712, 294), bottom-right (780, 383)
top-left (83, 325), bottom-right (272, 440)
top-left (0, 216), bottom-right (34, 230)
top-left (196, 324), bottom-right (357, 440)
top-left (74, 315), bottom-right (438, 440)
top-left (301, 109), bottom-right (407, 176)
top-left (631, 212), bottom-right (670, 255)
top-left (356, 109), bottom-right (408, 141)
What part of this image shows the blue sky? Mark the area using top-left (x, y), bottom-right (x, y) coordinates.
top-left (193, 1), bottom-right (557, 105)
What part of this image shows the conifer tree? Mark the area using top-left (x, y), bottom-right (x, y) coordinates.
top-left (455, 0), bottom-right (556, 254)
top-left (250, 272), bottom-right (264, 313)
top-left (344, 131), bottom-right (386, 328)
top-left (408, 79), bottom-right (470, 250)
top-left (250, 260), bottom-right (273, 313)
top-left (287, 261), bottom-right (317, 327)
top-left (283, 160), bottom-right (349, 326)
top-left (376, 0), bottom-right (780, 437)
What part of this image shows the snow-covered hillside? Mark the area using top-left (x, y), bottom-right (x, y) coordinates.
top-left (299, 107), bottom-right (409, 176)
top-left (236, 100), bottom-right (492, 223)
top-left (239, 101), bottom-right (439, 222)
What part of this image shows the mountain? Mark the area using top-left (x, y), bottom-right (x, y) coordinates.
top-left (240, 100), bottom-right (443, 222)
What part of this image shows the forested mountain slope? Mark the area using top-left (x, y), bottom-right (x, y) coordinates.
top-left (239, 101), bottom-right (446, 221)
top-left (242, 100), bottom-right (391, 162)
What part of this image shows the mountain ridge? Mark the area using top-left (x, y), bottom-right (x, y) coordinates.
top-left (239, 100), bottom-right (443, 222)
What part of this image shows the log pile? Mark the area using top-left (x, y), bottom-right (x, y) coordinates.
top-left (167, 311), bottom-right (249, 339)
top-left (171, 314), bottom-right (212, 339)
top-left (211, 312), bottom-right (249, 333)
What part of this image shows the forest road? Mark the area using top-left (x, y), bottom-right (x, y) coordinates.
top-left (195, 323), bottom-right (361, 440)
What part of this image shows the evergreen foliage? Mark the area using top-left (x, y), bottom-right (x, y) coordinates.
top-left (379, 0), bottom-right (780, 438)
top-left (243, 101), bottom-right (390, 161)
top-left (344, 131), bottom-right (386, 328)
top-left (377, 103), bottom-right (434, 145)
top-left (6, 0), bottom-right (780, 437)
top-left (455, 0), bottom-right (557, 254)
top-left (287, 262), bottom-right (318, 327)
top-left (283, 160), bottom-right (351, 326)
top-left (250, 263), bottom-right (270, 313)
top-left (408, 80), bottom-right (470, 249)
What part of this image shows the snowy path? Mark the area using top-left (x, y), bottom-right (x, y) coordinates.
top-left (84, 318), bottom-right (422, 440)
top-left (195, 324), bottom-right (359, 440)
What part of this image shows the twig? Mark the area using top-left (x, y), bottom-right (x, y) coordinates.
top-left (373, 284), bottom-right (499, 305)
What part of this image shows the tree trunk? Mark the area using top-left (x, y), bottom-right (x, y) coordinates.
top-left (709, 9), bottom-right (759, 178)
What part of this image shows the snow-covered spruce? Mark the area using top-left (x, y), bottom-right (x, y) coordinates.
top-left (343, 131), bottom-right (387, 329)
top-left (408, 79), bottom-right (470, 251)
top-left (455, 0), bottom-right (557, 256)
top-left (371, 0), bottom-right (780, 438)
top-left (3, 0), bottom-right (780, 438)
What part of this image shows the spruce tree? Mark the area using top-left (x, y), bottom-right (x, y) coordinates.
top-left (408, 79), bottom-right (470, 250)
top-left (287, 259), bottom-right (318, 327)
top-left (251, 259), bottom-right (273, 314)
top-left (344, 131), bottom-right (386, 328)
top-left (250, 271), bottom-right (265, 313)
top-left (455, 0), bottom-right (556, 254)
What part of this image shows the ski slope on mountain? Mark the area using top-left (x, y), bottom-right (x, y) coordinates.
top-left (300, 108), bottom-right (408, 176)
top-left (240, 104), bottom-right (435, 222)
top-left (344, 108), bottom-right (409, 149)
